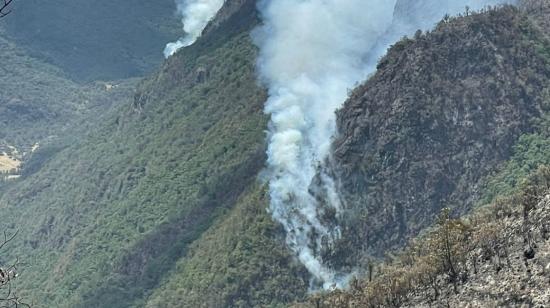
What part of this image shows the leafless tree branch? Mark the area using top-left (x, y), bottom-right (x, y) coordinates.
top-left (0, 230), bottom-right (30, 307)
top-left (0, 231), bottom-right (17, 252)
top-left (0, 0), bottom-right (14, 18)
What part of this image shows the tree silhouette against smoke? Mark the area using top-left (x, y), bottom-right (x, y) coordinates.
top-left (0, 0), bottom-right (13, 18)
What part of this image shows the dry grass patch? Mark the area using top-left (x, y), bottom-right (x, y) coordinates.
top-left (0, 154), bottom-right (21, 173)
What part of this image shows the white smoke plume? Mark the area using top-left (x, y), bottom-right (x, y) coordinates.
top-left (164, 0), bottom-right (225, 58)
top-left (255, 0), bottom-right (397, 289)
top-left (255, 0), bottom-right (514, 289)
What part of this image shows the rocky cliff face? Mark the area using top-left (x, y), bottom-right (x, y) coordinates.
top-left (330, 5), bottom-right (550, 266)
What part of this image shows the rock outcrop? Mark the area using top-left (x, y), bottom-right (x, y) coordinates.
top-left (330, 6), bottom-right (550, 266)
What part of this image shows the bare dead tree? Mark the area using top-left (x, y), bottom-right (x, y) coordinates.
top-left (0, 231), bottom-right (29, 308)
top-left (0, 0), bottom-right (14, 18)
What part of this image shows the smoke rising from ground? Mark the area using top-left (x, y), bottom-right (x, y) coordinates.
top-left (164, 0), bottom-right (225, 58)
top-left (255, 0), bottom-right (515, 288)
top-left (255, 0), bottom-right (397, 288)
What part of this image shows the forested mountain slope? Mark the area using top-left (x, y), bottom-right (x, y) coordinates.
top-left (0, 1), bottom-right (307, 306)
top-left (0, 0), bottom-right (549, 307)
top-left (3, 0), bottom-right (180, 81)
top-left (306, 2), bottom-right (550, 307)
top-left (0, 28), bottom-right (136, 185)
top-left (303, 2), bottom-right (550, 306)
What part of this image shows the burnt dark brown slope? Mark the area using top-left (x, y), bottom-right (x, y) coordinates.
top-left (301, 167), bottom-right (550, 308)
top-left (330, 6), bottom-right (550, 264)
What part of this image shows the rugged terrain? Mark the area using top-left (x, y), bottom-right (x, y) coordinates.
top-left (1, 1), bottom-right (308, 307)
top-left (302, 166), bottom-right (550, 307)
top-left (0, 0), bottom-right (548, 307)
top-left (303, 1), bottom-right (550, 306)
top-left (329, 4), bottom-right (550, 268)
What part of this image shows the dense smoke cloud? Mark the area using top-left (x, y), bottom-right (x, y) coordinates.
top-left (255, 0), bottom-right (515, 288)
top-left (255, 0), bottom-right (397, 288)
top-left (164, 0), bottom-right (225, 58)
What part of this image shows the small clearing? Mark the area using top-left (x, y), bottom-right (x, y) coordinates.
top-left (0, 153), bottom-right (21, 173)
